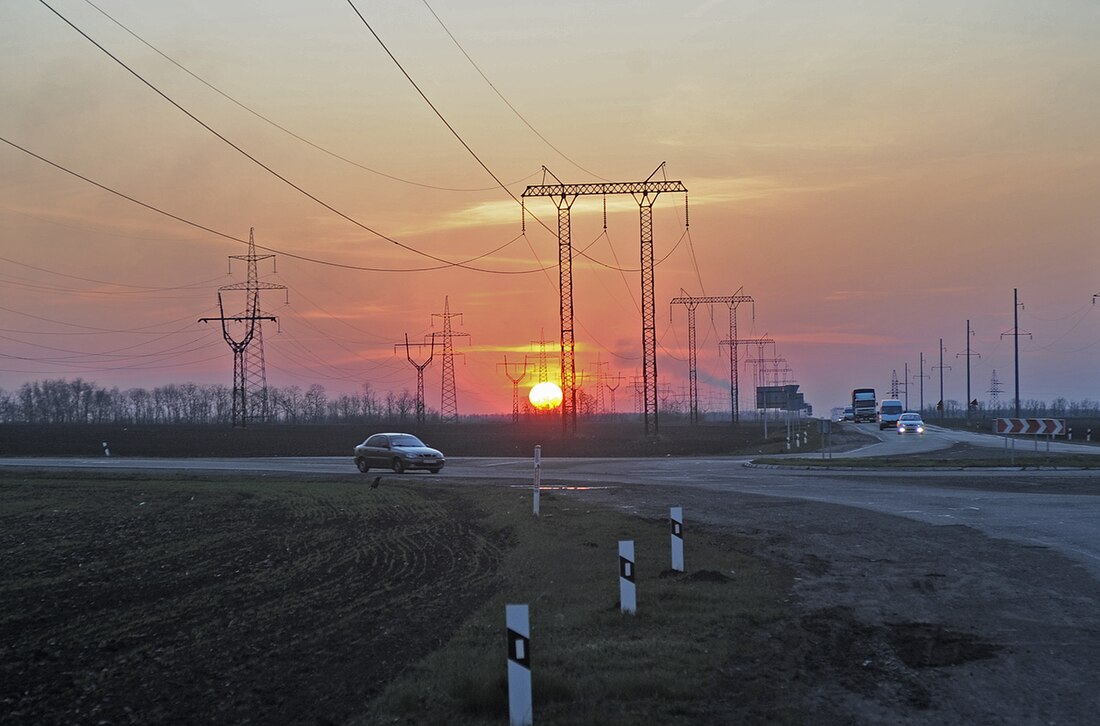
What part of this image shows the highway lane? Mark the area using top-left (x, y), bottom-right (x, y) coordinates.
top-left (4, 446), bottom-right (1100, 579)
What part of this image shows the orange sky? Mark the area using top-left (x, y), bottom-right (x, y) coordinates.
top-left (2, 1), bottom-right (1099, 416)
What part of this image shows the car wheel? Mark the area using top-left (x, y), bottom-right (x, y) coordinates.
top-left (392, 458), bottom-right (405, 474)
top-left (428, 467), bottom-right (441, 474)
top-left (355, 458), bottom-right (369, 473)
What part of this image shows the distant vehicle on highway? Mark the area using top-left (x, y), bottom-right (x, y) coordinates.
top-left (354, 433), bottom-right (445, 474)
top-left (879, 399), bottom-right (904, 430)
top-left (852, 388), bottom-right (877, 423)
top-left (896, 412), bottom-right (925, 435)
top-left (842, 406), bottom-right (854, 422)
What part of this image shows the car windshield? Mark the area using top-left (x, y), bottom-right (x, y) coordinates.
top-left (390, 435), bottom-right (426, 447)
top-left (900, 414), bottom-right (921, 422)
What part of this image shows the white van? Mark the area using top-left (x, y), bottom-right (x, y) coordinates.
top-left (879, 399), bottom-right (904, 430)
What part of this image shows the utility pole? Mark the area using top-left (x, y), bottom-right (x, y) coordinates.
top-left (396, 334), bottom-right (434, 427)
top-left (903, 362), bottom-right (909, 410)
top-left (1000, 288), bottom-right (1030, 418)
top-left (199, 228), bottom-right (285, 427)
top-left (497, 355), bottom-right (529, 423)
top-left (670, 291), bottom-right (753, 425)
top-left (523, 164), bottom-right (688, 436)
top-left (957, 320), bottom-right (981, 418)
top-left (932, 338), bottom-right (951, 418)
top-left (916, 352), bottom-right (931, 413)
top-left (430, 296), bottom-right (470, 422)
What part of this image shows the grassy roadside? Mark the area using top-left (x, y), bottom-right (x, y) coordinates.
top-left (0, 470), bottom-right (793, 724)
top-left (359, 485), bottom-right (793, 724)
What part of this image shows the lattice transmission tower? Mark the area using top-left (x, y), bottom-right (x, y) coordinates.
top-left (889, 370), bottom-right (901, 400)
top-left (430, 297), bottom-right (469, 422)
top-left (396, 334), bottom-right (433, 426)
top-left (987, 369), bottom-right (1003, 410)
top-left (671, 291), bottom-right (753, 424)
top-left (522, 164), bottom-right (688, 436)
top-left (200, 228), bottom-right (286, 427)
top-left (498, 355), bottom-right (529, 423)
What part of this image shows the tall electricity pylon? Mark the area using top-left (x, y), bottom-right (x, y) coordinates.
top-left (498, 354), bottom-right (528, 423)
top-left (430, 296), bottom-right (469, 422)
top-left (522, 164), bottom-right (688, 436)
top-left (720, 336), bottom-right (775, 416)
top-left (671, 291), bottom-right (753, 424)
top-left (932, 338), bottom-right (951, 417)
top-left (529, 329), bottom-right (558, 385)
top-left (199, 228), bottom-right (285, 427)
top-left (889, 370), bottom-right (901, 399)
top-left (987, 369), bottom-right (1003, 411)
top-left (396, 333), bottom-right (434, 426)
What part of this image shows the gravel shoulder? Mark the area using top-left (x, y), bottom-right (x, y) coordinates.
top-left (564, 479), bottom-right (1100, 724)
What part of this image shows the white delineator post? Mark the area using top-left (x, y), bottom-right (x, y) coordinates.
top-left (670, 506), bottom-right (684, 572)
top-left (619, 540), bottom-right (636, 614)
top-left (102, 441), bottom-right (110, 457)
top-left (533, 445), bottom-right (541, 517)
top-left (506, 604), bottom-right (532, 726)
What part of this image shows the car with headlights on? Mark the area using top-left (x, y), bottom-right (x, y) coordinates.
top-left (354, 433), bottom-right (445, 474)
top-left (896, 412), bottom-right (925, 435)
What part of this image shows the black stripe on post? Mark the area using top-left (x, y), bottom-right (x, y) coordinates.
top-left (619, 556), bottom-right (635, 582)
top-left (507, 628), bottom-right (531, 669)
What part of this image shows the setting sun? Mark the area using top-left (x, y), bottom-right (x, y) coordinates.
top-left (528, 382), bottom-right (563, 411)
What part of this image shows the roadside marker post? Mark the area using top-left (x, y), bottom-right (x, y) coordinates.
top-left (506, 604), bottom-right (532, 726)
top-left (670, 507), bottom-right (684, 572)
top-left (102, 441), bottom-right (110, 457)
top-left (533, 445), bottom-right (541, 517)
top-left (619, 540), bottom-right (636, 614)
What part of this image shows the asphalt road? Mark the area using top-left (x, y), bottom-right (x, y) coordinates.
top-left (5, 424), bottom-right (1100, 578)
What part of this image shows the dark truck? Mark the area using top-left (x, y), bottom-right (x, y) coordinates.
top-left (851, 388), bottom-right (877, 423)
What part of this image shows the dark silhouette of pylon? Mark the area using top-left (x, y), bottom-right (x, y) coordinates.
top-left (199, 228), bottom-right (285, 427)
top-left (430, 296), bottom-right (469, 422)
top-left (396, 333), bottom-right (433, 426)
top-left (671, 291), bottom-right (753, 424)
top-left (529, 329), bottom-right (558, 384)
top-left (522, 164), bottom-right (688, 436)
top-left (497, 354), bottom-right (529, 422)
top-left (889, 369), bottom-right (900, 399)
top-left (603, 371), bottom-right (624, 414)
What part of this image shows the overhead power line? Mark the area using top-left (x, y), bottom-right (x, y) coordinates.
top-left (420, 0), bottom-right (607, 182)
top-left (79, 0), bottom-right (539, 194)
top-left (0, 135), bottom-right (544, 275)
top-left (36, 0), bottom-right (543, 275)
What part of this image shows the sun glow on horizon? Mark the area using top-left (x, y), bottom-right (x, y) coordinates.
top-left (528, 381), bottom-right (563, 411)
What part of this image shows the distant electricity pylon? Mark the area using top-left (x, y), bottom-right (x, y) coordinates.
top-left (199, 228), bottom-right (286, 427)
top-left (498, 354), bottom-right (529, 423)
top-left (430, 296), bottom-right (469, 422)
top-left (529, 329), bottom-right (558, 385)
top-left (721, 336), bottom-right (775, 416)
top-left (396, 333), bottom-right (434, 426)
top-left (670, 291), bottom-right (754, 425)
top-left (522, 164), bottom-right (688, 436)
top-left (889, 370), bottom-right (900, 399)
top-left (987, 369), bottom-right (1003, 409)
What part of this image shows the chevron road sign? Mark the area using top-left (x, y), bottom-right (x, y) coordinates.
top-left (994, 418), bottom-right (1066, 436)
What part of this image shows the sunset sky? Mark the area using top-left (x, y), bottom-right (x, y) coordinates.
top-left (2, 0), bottom-right (1098, 417)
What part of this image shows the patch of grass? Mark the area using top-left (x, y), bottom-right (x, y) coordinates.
top-left (358, 489), bottom-right (790, 724)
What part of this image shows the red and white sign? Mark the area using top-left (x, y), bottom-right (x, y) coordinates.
top-left (994, 418), bottom-right (1066, 436)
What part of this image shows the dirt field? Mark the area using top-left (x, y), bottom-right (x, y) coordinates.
top-left (0, 470), bottom-right (511, 725)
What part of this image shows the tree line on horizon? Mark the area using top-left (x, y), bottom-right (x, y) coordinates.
top-left (0, 378), bottom-right (596, 425)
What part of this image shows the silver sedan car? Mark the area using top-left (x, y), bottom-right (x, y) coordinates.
top-left (896, 412), bottom-right (925, 435)
top-left (354, 433), bottom-right (445, 474)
